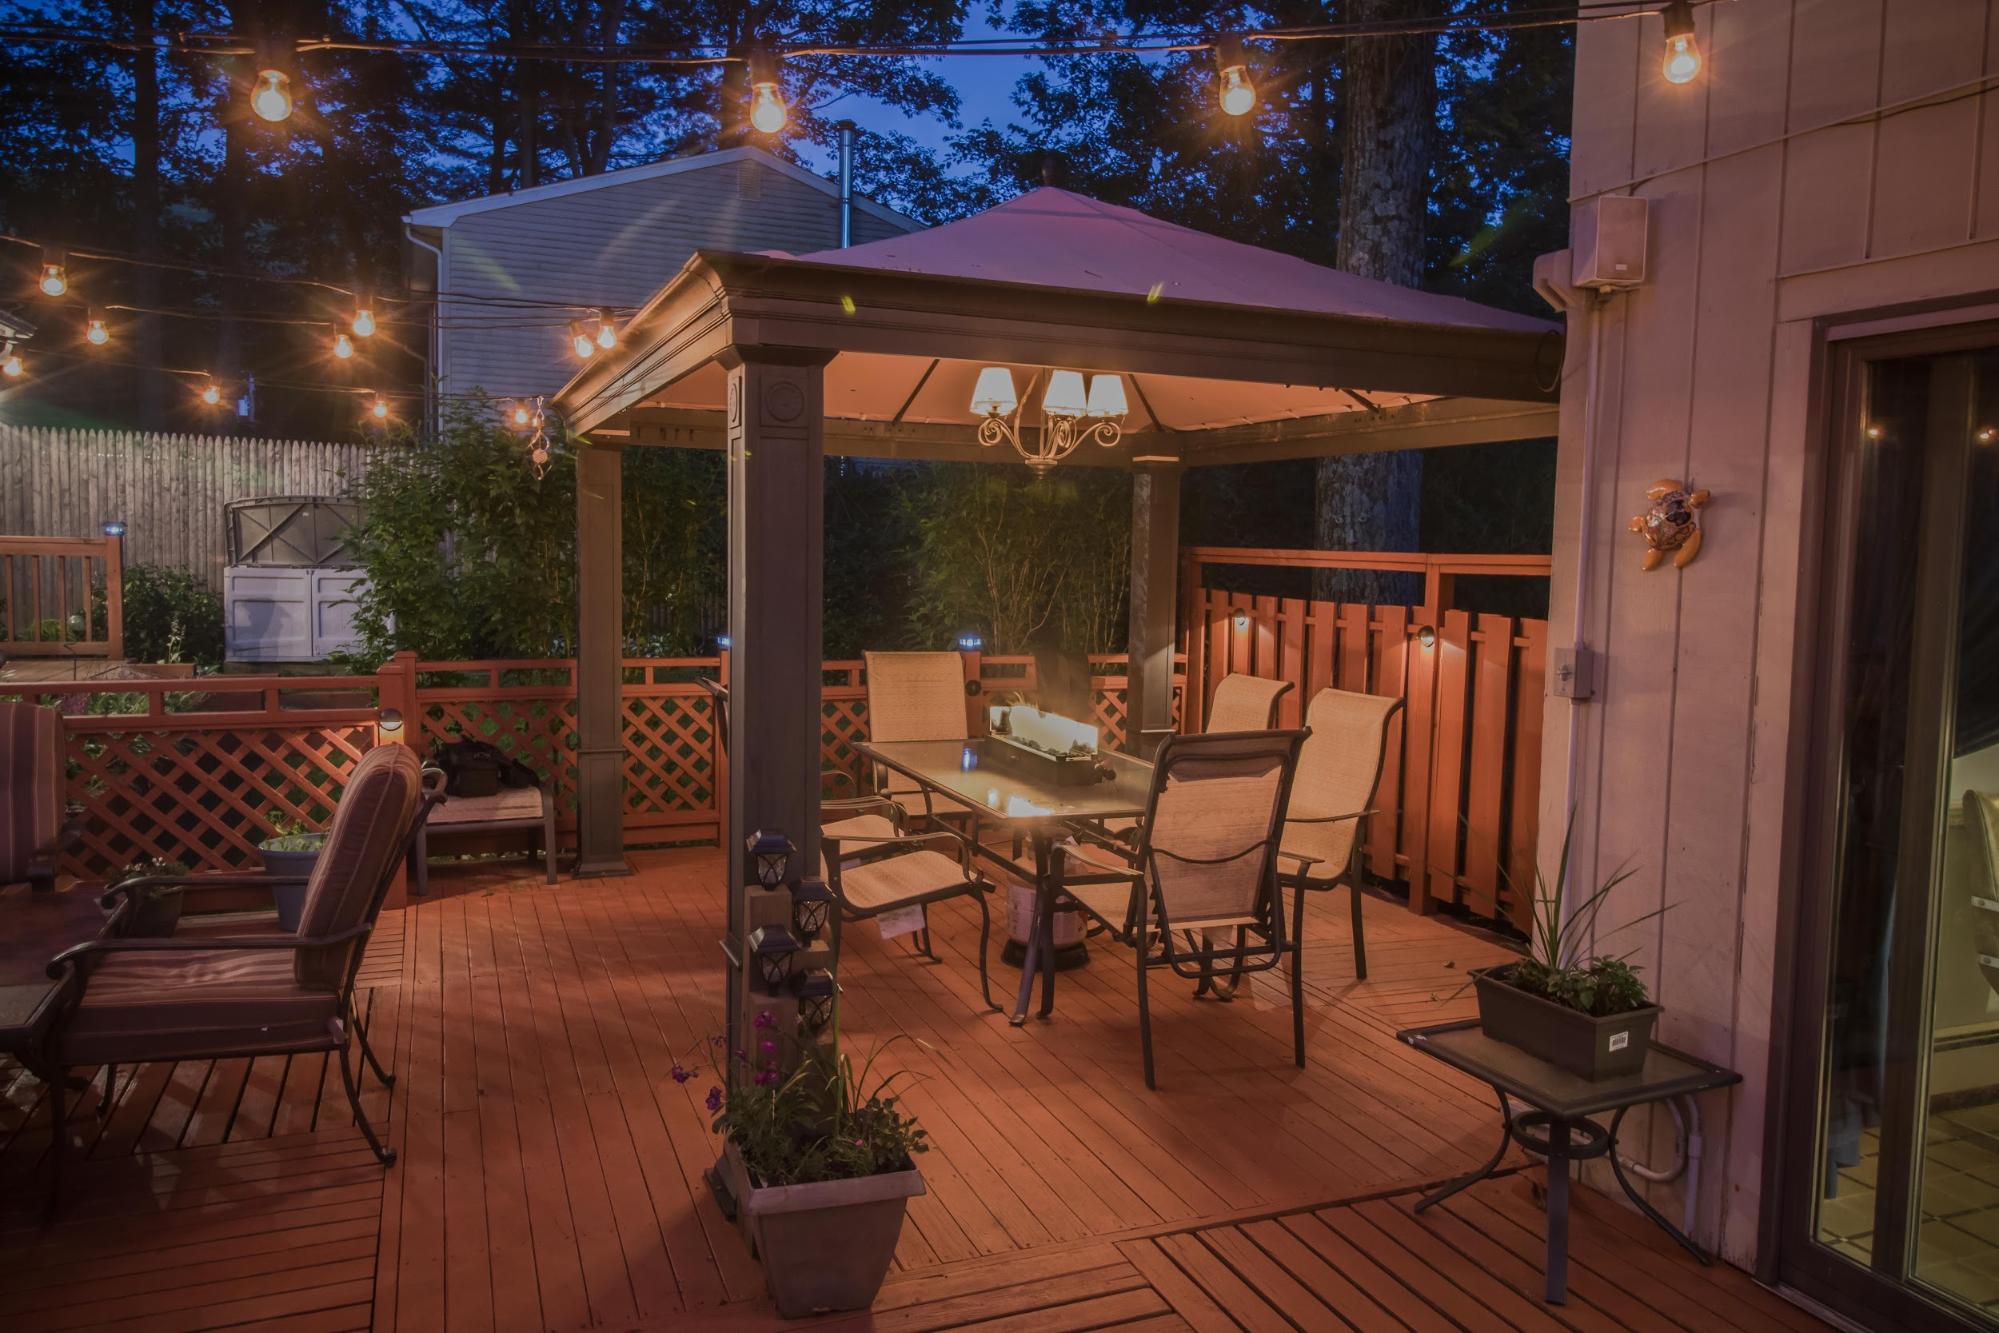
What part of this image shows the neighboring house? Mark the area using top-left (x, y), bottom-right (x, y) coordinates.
top-left (402, 146), bottom-right (919, 419)
top-left (1545, 4), bottom-right (1999, 1329)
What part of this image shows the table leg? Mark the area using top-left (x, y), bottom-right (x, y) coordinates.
top-left (1544, 1118), bottom-right (1572, 1304)
top-left (1417, 1087), bottom-right (1513, 1214)
top-left (1607, 1105), bottom-right (1714, 1264)
top-left (1010, 835), bottom-right (1051, 1025)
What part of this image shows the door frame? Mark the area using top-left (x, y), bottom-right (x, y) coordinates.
top-left (1766, 315), bottom-right (1999, 1331)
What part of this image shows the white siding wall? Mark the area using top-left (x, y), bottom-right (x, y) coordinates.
top-left (436, 157), bottom-right (910, 405)
top-left (1550, 0), bottom-right (1999, 1269)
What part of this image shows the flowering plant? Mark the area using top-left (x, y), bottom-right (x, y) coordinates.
top-left (674, 1014), bottom-right (928, 1188)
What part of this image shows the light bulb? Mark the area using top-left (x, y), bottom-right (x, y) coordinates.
top-left (750, 80), bottom-right (787, 134)
top-left (369, 397), bottom-right (390, 421)
top-left (351, 307), bottom-right (375, 337)
top-left (1, 346), bottom-right (21, 377)
top-left (1660, 2), bottom-right (1701, 85)
top-left (200, 381), bottom-right (222, 406)
top-left (85, 312), bottom-right (108, 345)
top-left (251, 68), bottom-right (293, 123)
top-left (570, 321), bottom-right (595, 358)
top-left (511, 402), bottom-right (532, 428)
top-left (39, 261), bottom-right (67, 297)
top-left (595, 312), bottom-right (618, 349)
top-left (1219, 65), bottom-right (1255, 116)
top-left (332, 331), bottom-right (355, 360)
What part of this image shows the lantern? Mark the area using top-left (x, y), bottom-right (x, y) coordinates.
top-left (790, 876), bottom-right (834, 943)
top-left (747, 925), bottom-right (799, 995)
top-left (794, 969), bottom-right (836, 1036)
top-left (746, 829), bottom-right (796, 891)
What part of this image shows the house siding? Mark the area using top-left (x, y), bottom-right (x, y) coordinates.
top-left (433, 156), bottom-right (910, 405)
top-left (1550, 0), bottom-right (1999, 1271)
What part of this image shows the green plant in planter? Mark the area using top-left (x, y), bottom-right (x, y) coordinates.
top-left (259, 811), bottom-right (325, 853)
top-left (114, 857), bottom-right (190, 936)
top-left (1504, 816), bottom-right (1668, 1016)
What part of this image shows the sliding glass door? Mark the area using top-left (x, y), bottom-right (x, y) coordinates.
top-left (1783, 328), bottom-right (1999, 1330)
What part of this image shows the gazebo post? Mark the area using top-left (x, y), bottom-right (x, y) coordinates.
top-left (722, 347), bottom-right (833, 1069)
top-left (574, 442), bottom-right (631, 878)
top-left (1125, 458), bottom-right (1182, 757)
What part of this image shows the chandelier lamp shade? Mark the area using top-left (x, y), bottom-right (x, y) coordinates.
top-left (970, 366), bottom-right (1128, 475)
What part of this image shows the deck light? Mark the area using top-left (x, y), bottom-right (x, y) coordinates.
top-left (794, 969), bottom-right (836, 1035)
top-left (1417, 624), bottom-right (1438, 648)
top-left (569, 320), bottom-right (595, 358)
top-left (790, 877), bottom-right (834, 943)
top-left (251, 67), bottom-right (294, 122)
top-left (971, 366), bottom-right (1018, 416)
top-left (1977, 426), bottom-right (1996, 446)
top-left (351, 304), bottom-right (376, 337)
top-left (1215, 37), bottom-right (1255, 116)
top-left (747, 925), bottom-right (800, 995)
top-left (332, 330), bottom-right (355, 360)
top-left (1660, 2), bottom-right (1701, 85)
top-left (747, 49), bottom-right (787, 134)
top-left (3, 344), bottom-right (23, 377)
top-left (377, 707), bottom-right (405, 741)
top-left (102, 521), bottom-right (126, 537)
top-left (39, 252), bottom-right (68, 297)
top-left (956, 633), bottom-right (983, 651)
top-left (85, 310), bottom-right (108, 345)
top-left (595, 310), bottom-right (618, 349)
top-left (747, 829), bottom-right (797, 891)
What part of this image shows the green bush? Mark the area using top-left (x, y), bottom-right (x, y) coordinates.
top-left (121, 565), bottom-right (225, 666)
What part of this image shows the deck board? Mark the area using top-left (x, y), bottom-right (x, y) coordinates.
top-left (0, 849), bottom-right (1823, 1331)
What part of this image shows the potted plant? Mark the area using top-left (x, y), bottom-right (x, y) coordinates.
top-left (1471, 821), bottom-right (1667, 1080)
top-left (258, 812), bottom-right (325, 930)
top-left (697, 1017), bottom-right (927, 1318)
top-left (112, 857), bottom-right (190, 937)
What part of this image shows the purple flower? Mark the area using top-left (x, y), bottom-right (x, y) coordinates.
top-left (754, 1010), bottom-right (775, 1030)
top-left (754, 1068), bottom-right (778, 1086)
top-left (708, 1034), bottom-right (725, 1049)
top-left (669, 1063), bottom-right (691, 1084)
top-left (705, 1086), bottom-right (723, 1112)
top-left (758, 1037), bottom-right (777, 1055)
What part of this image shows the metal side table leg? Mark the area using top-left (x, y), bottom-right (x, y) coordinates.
top-left (1417, 1087), bottom-right (1513, 1213)
top-left (1543, 1118), bottom-right (1572, 1304)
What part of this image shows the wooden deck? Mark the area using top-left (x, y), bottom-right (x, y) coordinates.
top-left (0, 849), bottom-right (1821, 1331)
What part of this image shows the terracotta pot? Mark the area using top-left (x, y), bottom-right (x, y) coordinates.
top-left (1472, 964), bottom-right (1661, 1080)
top-left (727, 1143), bottom-right (924, 1318)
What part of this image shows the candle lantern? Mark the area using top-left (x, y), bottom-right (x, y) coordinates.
top-left (790, 876), bottom-right (834, 943)
top-left (794, 969), bottom-right (836, 1036)
top-left (746, 828), bottom-right (797, 891)
top-left (747, 925), bottom-right (799, 995)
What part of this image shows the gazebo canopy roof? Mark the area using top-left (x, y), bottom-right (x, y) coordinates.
top-left (556, 187), bottom-right (1560, 466)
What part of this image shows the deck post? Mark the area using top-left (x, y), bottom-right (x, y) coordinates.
top-left (722, 346), bottom-right (832, 1077)
top-left (1126, 459), bottom-right (1182, 756)
top-left (574, 442), bottom-right (631, 878)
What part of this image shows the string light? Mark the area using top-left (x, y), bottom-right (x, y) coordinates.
top-left (2, 343), bottom-right (22, 377)
top-left (251, 67), bottom-right (294, 122)
top-left (510, 400), bottom-right (533, 427)
top-left (1660, 1), bottom-right (1701, 84)
top-left (351, 303), bottom-right (375, 337)
top-left (569, 320), bottom-right (595, 358)
top-left (594, 310), bottom-right (617, 349)
top-left (85, 309), bottom-right (108, 344)
top-left (198, 378), bottom-right (222, 406)
top-left (1214, 36), bottom-right (1255, 117)
top-left (332, 330), bottom-right (355, 359)
top-left (747, 48), bottom-right (787, 134)
top-left (39, 251), bottom-right (68, 296)
top-left (367, 394), bottom-right (390, 421)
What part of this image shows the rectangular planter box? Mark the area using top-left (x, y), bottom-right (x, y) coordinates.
top-left (1472, 965), bottom-right (1661, 1080)
top-left (722, 1143), bottom-right (925, 1319)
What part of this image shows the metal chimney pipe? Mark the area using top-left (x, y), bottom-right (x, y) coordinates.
top-left (836, 120), bottom-right (856, 248)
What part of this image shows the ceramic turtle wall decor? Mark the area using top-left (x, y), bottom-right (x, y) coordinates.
top-left (1628, 478), bottom-right (1711, 571)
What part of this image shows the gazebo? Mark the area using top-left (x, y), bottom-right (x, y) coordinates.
top-left (549, 185), bottom-right (1559, 1045)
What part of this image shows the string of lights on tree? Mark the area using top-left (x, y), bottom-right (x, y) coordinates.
top-left (0, 2), bottom-right (1708, 429)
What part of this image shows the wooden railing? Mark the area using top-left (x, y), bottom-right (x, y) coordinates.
top-left (1181, 548), bottom-right (1550, 933)
top-left (0, 534), bottom-right (124, 658)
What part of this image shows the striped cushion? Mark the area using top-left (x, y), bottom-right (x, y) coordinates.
top-left (295, 744), bottom-right (422, 989)
top-left (0, 703), bottom-right (62, 885)
top-left (57, 947), bottom-right (340, 1065)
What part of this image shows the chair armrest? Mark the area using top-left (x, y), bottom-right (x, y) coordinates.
top-left (825, 825), bottom-right (978, 879)
top-left (49, 922), bottom-right (373, 978)
top-left (822, 769), bottom-right (858, 795)
top-left (1284, 807), bottom-right (1373, 826)
top-left (1277, 850), bottom-right (1324, 875)
top-left (97, 872), bottom-right (310, 911)
top-left (1051, 840), bottom-right (1144, 887)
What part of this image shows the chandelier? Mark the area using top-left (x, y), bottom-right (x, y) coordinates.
top-left (969, 367), bottom-right (1128, 475)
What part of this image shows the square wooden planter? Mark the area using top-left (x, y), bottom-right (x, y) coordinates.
top-left (1472, 965), bottom-right (1661, 1080)
top-left (718, 1143), bottom-right (925, 1319)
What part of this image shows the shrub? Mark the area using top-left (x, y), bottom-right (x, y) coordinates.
top-left (121, 564), bottom-right (225, 666)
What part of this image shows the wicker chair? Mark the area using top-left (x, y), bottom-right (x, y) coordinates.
top-left (1204, 673), bottom-right (1294, 733)
top-left (862, 651), bottom-right (982, 828)
top-left (1, 702), bottom-right (84, 893)
top-left (1047, 729), bottom-right (1307, 1088)
top-left (47, 744), bottom-right (441, 1179)
top-left (1278, 688), bottom-right (1403, 981)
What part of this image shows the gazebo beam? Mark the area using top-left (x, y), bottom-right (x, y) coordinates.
top-left (573, 443), bottom-right (631, 878)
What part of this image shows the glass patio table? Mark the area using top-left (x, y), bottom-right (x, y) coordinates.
top-left (854, 738), bottom-right (1153, 1025)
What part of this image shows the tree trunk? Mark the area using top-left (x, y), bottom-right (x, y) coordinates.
top-left (126, 0), bottom-right (166, 426)
top-left (1314, 0), bottom-right (1437, 606)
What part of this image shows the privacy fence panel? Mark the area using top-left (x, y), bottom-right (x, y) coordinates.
top-left (0, 426), bottom-right (380, 589)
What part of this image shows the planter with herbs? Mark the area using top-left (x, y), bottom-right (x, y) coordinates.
top-left (692, 1018), bottom-right (927, 1318)
top-left (112, 858), bottom-right (191, 937)
top-left (1473, 821), bottom-right (1667, 1080)
top-left (258, 814), bottom-right (325, 930)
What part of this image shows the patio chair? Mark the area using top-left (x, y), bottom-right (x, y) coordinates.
top-left (2, 702), bottom-right (85, 893)
top-left (700, 678), bottom-right (899, 845)
top-left (1204, 673), bottom-right (1294, 733)
top-left (1046, 728), bottom-right (1307, 1088)
top-left (46, 743), bottom-right (441, 1178)
top-left (862, 651), bottom-right (982, 829)
top-left (1278, 688), bottom-right (1403, 981)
